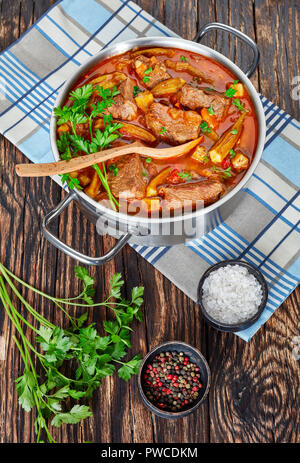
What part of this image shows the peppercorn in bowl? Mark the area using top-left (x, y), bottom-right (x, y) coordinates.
top-left (137, 341), bottom-right (210, 418)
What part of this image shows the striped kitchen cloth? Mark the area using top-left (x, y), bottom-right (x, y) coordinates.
top-left (0, 0), bottom-right (298, 341)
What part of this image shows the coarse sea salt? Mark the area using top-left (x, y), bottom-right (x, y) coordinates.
top-left (202, 264), bottom-right (263, 325)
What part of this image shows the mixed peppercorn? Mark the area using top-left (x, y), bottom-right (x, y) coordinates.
top-left (142, 351), bottom-right (203, 412)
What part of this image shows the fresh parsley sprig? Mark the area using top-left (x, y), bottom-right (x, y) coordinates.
top-left (55, 84), bottom-right (123, 209)
top-left (0, 262), bottom-right (144, 443)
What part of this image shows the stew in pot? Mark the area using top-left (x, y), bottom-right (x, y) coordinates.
top-left (55, 47), bottom-right (258, 216)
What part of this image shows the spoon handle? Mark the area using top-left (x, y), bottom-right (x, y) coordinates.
top-left (15, 138), bottom-right (202, 177)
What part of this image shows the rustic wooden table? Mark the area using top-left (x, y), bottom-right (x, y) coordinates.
top-left (0, 0), bottom-right (299, 444)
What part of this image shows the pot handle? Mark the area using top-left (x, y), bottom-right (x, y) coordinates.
top-left (42, 190), bottom-right (131, 266)
top-left (194, 22), bottom-right (259, 78)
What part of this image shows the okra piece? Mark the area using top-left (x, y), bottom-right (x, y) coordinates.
top-left (151, 78), bottom-right (186, 96)
top-left (165, 60), bottom-right (213, 84)
top-left (208, 112), bottom-right (246, 164)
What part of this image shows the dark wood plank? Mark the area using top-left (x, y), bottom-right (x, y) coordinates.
top-left (255, 0), bottom-right (300, 119)
top-left (0, 0), bottom-right (299, 444)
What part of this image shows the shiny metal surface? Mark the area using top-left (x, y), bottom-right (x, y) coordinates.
top-left (43, 23), bottom-right (266, 265)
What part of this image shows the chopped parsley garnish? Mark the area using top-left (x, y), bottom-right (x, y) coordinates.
top-left (224, 80), bottom-right (239, 98)
top-left (142, 171), bottom-right (148, 177)
top-left (200, 121), bottom-right (212, 134)
top-left (232, 98), bottom-right (244, 111)
top-left (133, 85), bottom-right (142, 97)
top-left (108, 164), bottom-right (119, 177)
top-left (177, 170), bottom-right (192, 180)
top-left (211, 166), bottom-right (232, 178)
top-left (222, 167), bottom-right (232, 178)
top-left (160, 126), bottom-right (167, 134)
top-left (180, 55), bottom-right (188, 62)
top-left (229, 149), bottom-right (236, 158)
top-left (207, 106), bottom-right (215, 115)
top-left (142, 67), bottom-right (152, 84)
top-left (145, 157), bottom-right (152, 163)
top-left (231, 129), bottom-right (238, 134)
top-left (203, 155), bottom-right (209, 163)
top-left (224, 86), bottom-right (237, 98)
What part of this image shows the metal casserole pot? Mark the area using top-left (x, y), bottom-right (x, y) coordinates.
top-left (43, 22), bottom-right (265, 265)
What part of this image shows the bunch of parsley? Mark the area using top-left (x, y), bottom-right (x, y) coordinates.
top-left (54, 84), bottom-right (123, 210)
top-left (0, 262), bottom-right (143, 443)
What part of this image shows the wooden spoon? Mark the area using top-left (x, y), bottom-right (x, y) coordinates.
top-left (16, 137), bottom-right (203, 177)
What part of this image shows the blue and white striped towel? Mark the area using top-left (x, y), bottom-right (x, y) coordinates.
top-left (0, 0), bottom-right (299, 341)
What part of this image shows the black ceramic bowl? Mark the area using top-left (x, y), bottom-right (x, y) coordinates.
top-left (197, 259), bottom-right (268, 332)
top-left (137, 341), bottom-right (210, 419)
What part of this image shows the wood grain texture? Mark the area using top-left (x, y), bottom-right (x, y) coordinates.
top-left (0, 0), bottom-right (299, 444)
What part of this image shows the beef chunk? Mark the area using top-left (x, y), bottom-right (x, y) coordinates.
top-left (119, 78), bottom-right (135, 100)
top-left (143, 159), bottom-right (158, 178)
top-left (145, 102), bottom-right (201, 144)
top-left (106, 78), bottom-right (138, 121)
top-left (107, 154), bottom-right (146, 200)
top-left (134, 55), bottom-right (170, 89)
top-left (177, 84), bottom-right (229, 120)
top-left (158, 180), bottom-right (224, 208)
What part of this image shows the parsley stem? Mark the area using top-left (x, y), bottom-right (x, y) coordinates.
top-left (88, 115), bottom-right (93, 141)
top-left (0, 264), bottom-right (55, 330)
top-left (0, 279), bottom-right (46, 362)
top-left (71, 122), bottom-right (77, 137)
top-left (33, 389), bottom-right (56, 443)
top-left (1, 265), bottom-right (133, 312)
top-left (92, 163), bottom-right (119, 211)
top-left (0, 285), bottom-right (38, 375)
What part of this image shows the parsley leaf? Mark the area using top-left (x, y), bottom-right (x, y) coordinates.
top-left (133, 85), bottom-right (142, 97)
top-left (108, 164), bottom-right (119, 177)
top-left (118, 355), bottom-right (142, 381)
top-left (180, 55), bottom-right (188, 62)
top-left (110, 273), bottom-right (124, 299)
top-left (75, 265), bottom-right (95, 288)
top-left (69, 84), bottom-right (93, 103)
top-left (232, 98), bottom-right (244, 111)
top-left (177, 170), bottom-right (193, 180)
top-left (51, 405), bottom-right (92, 427)
top-left (222, 167), bottom-right (232, 178)
top-left (200, 121), bottom-right (212, 134)
top-left (60, 174), bottom-right (83, 190)
top-left (15, 370), bottom-right (36, 412)
top-left (224, 87), bottom-right (237, 98)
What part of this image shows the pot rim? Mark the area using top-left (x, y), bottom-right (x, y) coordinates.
top-left (50, 36), bottom-right (266, 226)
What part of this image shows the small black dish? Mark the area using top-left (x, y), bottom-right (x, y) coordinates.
top-left (137, 341), bottom-right (210, 419)
top-left (197, 259), bottom-right (268, 332)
